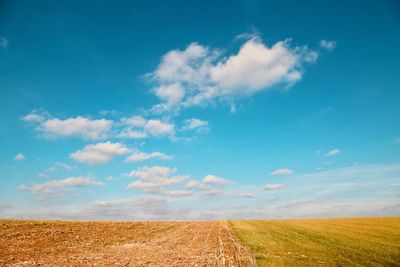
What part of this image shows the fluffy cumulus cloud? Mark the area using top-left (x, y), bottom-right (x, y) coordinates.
top-left (264, 184), bottom-right (284, 191)
top-left (119, 116), bottom-right (174, 138)
top-left (154, 83), bottom-right (185, 109)
top-left (150, 36), bottom-right (319, 112)
top-left (144, 119), bottom-right (175, 136)
top-left (22, 111), bottom-right (112, 140)
top-left (126, 167), bottom-right (233, 198)
top-left (18, 176), bottom-right (104, 195)
top-left (181, 118), bottom-right (209, 132)
top-left (14, 153), bottom-right (25, 161)
top-left (127, 166), bottom-right (189, 196)
top-left (325, 149), bottom-right (341, 157)
top-left (270, 168), bottom-right (294, 176)
top-left (41, 117), bottom-right (112, 139)
top-left (125, 150), bottom-right (172, 163)
top-left (70, 142), bottom-right (129, 165)
top-left (22, 111), bottom-right (207, 141)
top-left (320, 40), bottom-right (337, 51)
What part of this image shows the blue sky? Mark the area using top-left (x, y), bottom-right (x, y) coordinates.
top-left (0, 0), bottom-right (399, 220)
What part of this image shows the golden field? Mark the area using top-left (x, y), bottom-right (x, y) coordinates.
top-left (230, 217), bottom-right (400, 266)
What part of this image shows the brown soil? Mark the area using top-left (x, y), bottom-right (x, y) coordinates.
top-left (0, 220), bottom-right (255, 266)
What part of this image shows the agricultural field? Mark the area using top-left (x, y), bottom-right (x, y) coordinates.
top-left (230, 217), bottom-right (400, 266)
top-left (0, 220), bottom-right (253, 266)
top-left (1, 218), bottom-right (399, 266)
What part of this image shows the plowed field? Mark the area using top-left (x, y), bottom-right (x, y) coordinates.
top-left (0, 220), bottom-right (254, 266)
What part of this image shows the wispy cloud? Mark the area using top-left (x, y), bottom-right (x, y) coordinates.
top-left (181, 118), bottom-right (209, 132)
top-left (8, 163), bottom-right (400, 220)
top-left (19, 176), bottom-right (104, 196)
top-left (264, 184), bottom-right (284, 191)
top-left (38, 162), bottom-right (75, 178)
top-left (270, 168), bottom-right (294, 176)
top-left (185, 175), bottom-right (233, 197)
top-left (202, 175), bottom-right (232, 185)
top-left (320, 40), bottom-right (337, 51)
top-left (0, 37), bottom-right (8, 49)
top-left (325, 149), bottom-right (341, 157)
top-left (14, 153), bottom-right (25, 161)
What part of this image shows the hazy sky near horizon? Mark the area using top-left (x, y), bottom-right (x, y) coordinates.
top-left (1, 0), bottom-right (400, 220)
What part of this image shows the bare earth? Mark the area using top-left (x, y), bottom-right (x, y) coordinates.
top-left (0, 220), bottom-right (254, 267)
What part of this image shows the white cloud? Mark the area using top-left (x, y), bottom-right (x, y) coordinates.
top-left (210, 39), bottom-right (316, 94)
top-left (8, 163), bottom-right (400, 220)
top-left (144, 119), bottom-right (174, 136)
top-left (153, 83), bottom-right (185, 111)
top-left (46, 162), bottom-right (74, 172)
top-left (117, 129), bottom-right (148, 139)
top-left (22, 111), bottom-right (180, 141)
top-left (84, 196), bottom-right (189, 220)
top-left (237, 192), bottom-right (256, 198)
top-left (23, 112), bottom-right (112, 140)
top-left (22, 113), bottom-right (45, 123)
top-left (325, 149), bottom-right (340, 157)
top-left (320, 40), bottom-right (337, 51)
top-left (150, 37), bottom-right (319, 111)
top-left (18, 176), bottom-right (104, 195)
top-left (119, 116), bottom-right (174, 138)
top-left (185, 179), bottom-right (209, 190)
top-left (200, 188), bottom-right (224, 196)
top-left (0, 37), bottom-right (8, 48)
top-left (270, 168), bottom-right (294, 176)
top-left (153, 42), bottom-right (214, 85)
top-left (127, 166), bottom-right (188, 194)
top-left (202, 175), bottom-right (232, 185)
top-left (38, 162), bottom-right (74, 178)
top-left (166, 190), bottom-right (193, 197)
top-left (185, 175), bottom-right (233, 197)
top-left (41, 117), bottom-right (112, 139)
top-left (14, 153), bottom-right (25, 161)
top-left (125, 151), bottom-right (172, 163)
top-left (181, 118), bottom-right (209, 132)
top-left (264, 184), bottom-right (284, 191)
top-left (121, 116), bottom-right (147, 127)
top-left (70, 142), bottom-right (129, 165)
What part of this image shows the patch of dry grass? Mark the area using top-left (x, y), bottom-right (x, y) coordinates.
top-left (229, 217), bottom-right (400, 266)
